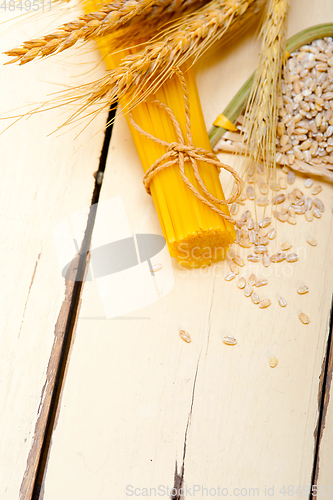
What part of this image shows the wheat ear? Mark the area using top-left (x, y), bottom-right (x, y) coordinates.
top-left (4, 0), bottom-right (207, 65)
top-left (241, 0), bottom-right (289, 177)
top-left (50, 0), bottom-right (263, 128)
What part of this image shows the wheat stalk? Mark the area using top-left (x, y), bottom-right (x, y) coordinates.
top-left (4, 0), bottom-right (208, 65)
top-left (108, 1), bottom-right (207, 47)
top-left (45, 0), bottom-right (263, 128)
top-left (241, 0), bottom-right (289, 178)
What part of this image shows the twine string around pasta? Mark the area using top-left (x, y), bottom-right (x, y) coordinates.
top-left (128, 67), bottom-right (242, 225)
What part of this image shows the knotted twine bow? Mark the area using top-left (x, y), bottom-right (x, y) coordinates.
top-left (128, 67), bottom-right (243, 225)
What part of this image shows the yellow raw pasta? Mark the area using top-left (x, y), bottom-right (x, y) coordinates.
top-left (84, 0), bottom-right (236, 267)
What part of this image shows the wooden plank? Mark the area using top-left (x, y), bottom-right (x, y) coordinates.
top-left (314, 323), bottom-right (333, 500)
top-left (0, 7), bottom-right (109, 500)
top-left (40, 1), bottom-right (333, 499)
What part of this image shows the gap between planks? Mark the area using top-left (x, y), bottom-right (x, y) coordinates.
top-left (23, 107), bottom-right (116, 500)
top-left (310, 297), bottom-right (333, 499)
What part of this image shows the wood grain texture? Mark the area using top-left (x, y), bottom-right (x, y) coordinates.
top-left (315, 320), bottom-right (333, 500)
top-left (40, 1), bottom-right (333, 499)
top-left (0, 8), bottom-right (108, 500)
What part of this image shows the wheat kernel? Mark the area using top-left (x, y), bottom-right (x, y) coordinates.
top-left (249, 232), bottom-right (259, 245)
top-left (179, 330), bottom-right (191, 343)
top-left (280, 134), bottom-right (289, 146)
top-left (237, 277), bottom-right (246, 289)
top-left (305, 210), bottom-right (314, 221)
top-left (313, 198), bottom-right (325, 211)
top-left (297, 285), bottom-right (309, 294)
top-left (267, 228), bottom-right (276, 240)
top-left (257, 197), bottom-right (270, 206)
top-left (259, 217), bottom-right (271, 228)
top-left (272, 193), bottom-right (286, 204)
top-left (286, 253), bottom-right (299, 262)
top-left (240, 210), bottom-right (251, 222)
top-left (254, 245), bottom-right (267, 254)
top-left (230, 202), bottom-right (239, 215)
top-left (293, 188), bottom-right (304, 200)
top-left (273, 211), bottom-right (288, 222)
top-left (259, 299), bottom-right (271, 309)
top-left (238, 238), bottom-right (252, 248)
top-left (241, 225), bottom-right (249, 239)
top-left (249, 273), bottom-right (257, 285)
top-left (223, 336), bottom-right (237, 345)
top-left (151, 263), bottom-right (162, 272)
top-left (287, 216), bottom-right (297, 225)
top-left (232, 256), bottom-right (245, 267)
top-left (230, 263), bottom-right (240, 274)
top-left (257, 163), bottom-right (265, 175)
top-left (248, 163), bottom-right (256, 176)
top-left (271, 252), bottom-right (286, 263)
top-left (306, 236), bottom-right (317, 246)
top-left (255, 279), bottom-right (268, 287)
top-left (271, 253), bottom-right (286, 263)
top-left (262, 253), bottom-right (270, 267)
top-left (312, 185), bottom-right (322, 195)
top-left (304, 178), bottom-right (314, 188)
top-left (281, 241), bottom-right (292, 251)
top-left (246, 185), bottom-right (255, 200)
top-left (293, 206), bottom-right (305, 215)
top-left (247, 217), bottom-right (254, 230)
top-left (304, 197), bottom-right (313, 211)
top-left (278, 296), bottom-right (287, 307)
top-left (288, 206), bottom-right (296, 217)
top-left (313, 207), bottom-right (322, 218)
top-left (251, 292), bottom-right (260, 305)
top-left (225, 271), bottom-right (236, 281)
top-left (299, 313), bottom-right (310, 324)
top-left (288, 191), bottom-right (296, 203)
top-left (287, 170), bottom-right (296, 184)
top-left (269, 357), bottom-right (278, 368)
top-left (259, 182), bottom-right (268, 195)
top-left (244, 284), bottom-right (253, 297)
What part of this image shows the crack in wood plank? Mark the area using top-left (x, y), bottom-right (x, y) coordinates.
top-left (171, 358), bottom-right (200, 500)
top-left (311, 296), bottom-right (333, 496)
top-left (205, 275), bottom-right (216, 356)
top-left (19, 254), bottom-right (81, 500)
top-left (19, 106), bottom-right (116, 500)
top-left (18, 252), bottom-right (42, 338)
